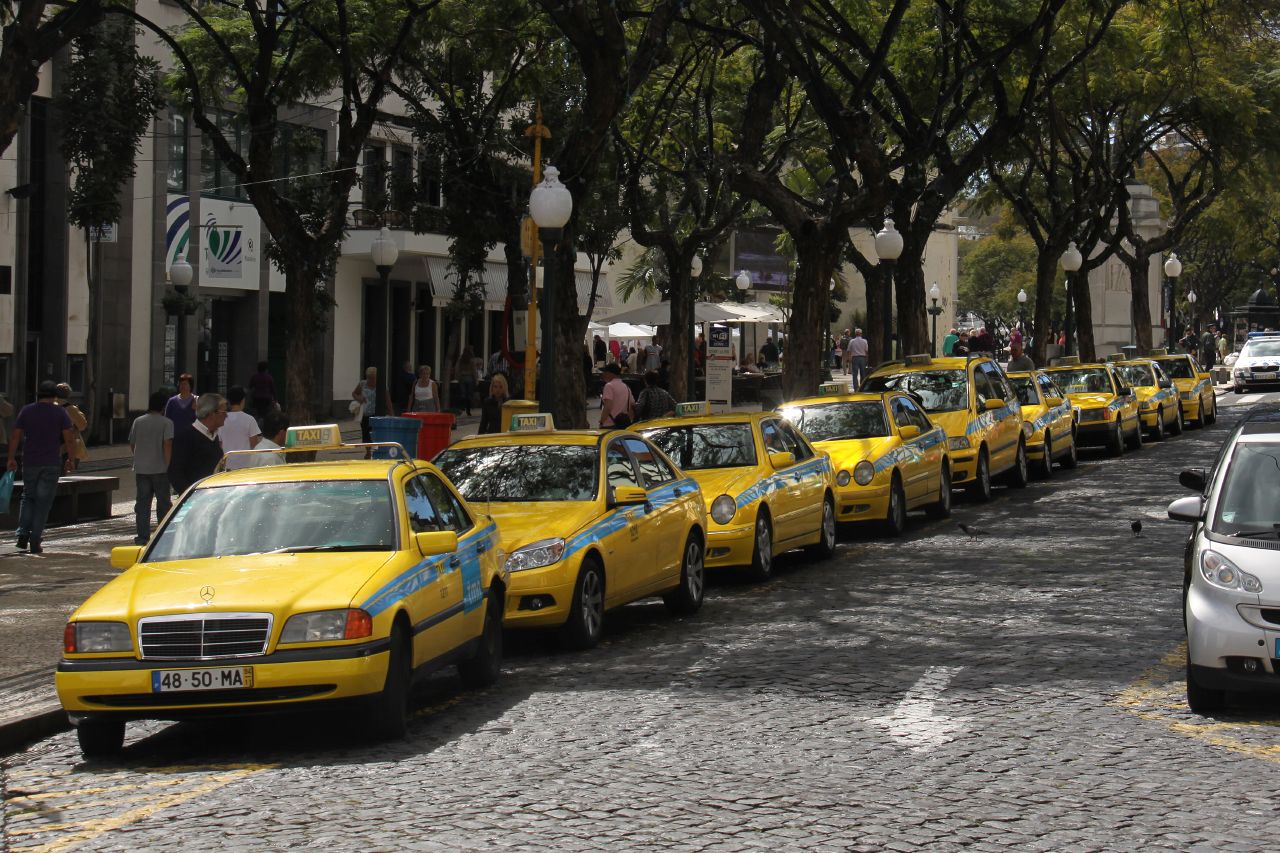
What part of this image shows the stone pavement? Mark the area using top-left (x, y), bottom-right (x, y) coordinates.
top-left (1, 392), bottom-right (1274, 850)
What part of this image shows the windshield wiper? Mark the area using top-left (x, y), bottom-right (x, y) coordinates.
top-left (823, 433), bottom-right (879, 442)
top-left (260, 544), bottom-right (381, 554)
top-left (1227, 528), bottom-right (1280, 540)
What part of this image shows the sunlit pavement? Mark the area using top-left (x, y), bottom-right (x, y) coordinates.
top-left (2, 390), bottom-right (1279, 851)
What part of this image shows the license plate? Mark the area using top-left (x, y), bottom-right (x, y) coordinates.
top-left (1254, 372), bottom-right (1276, 380)
top-left (151, 666), bottom-right (253, 693)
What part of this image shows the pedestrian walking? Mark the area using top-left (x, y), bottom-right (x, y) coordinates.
top-left (599, 364), bottom-right (635, 428)
top-left (164, 373), bottom-right (197, 432)
top-left (242, 410), bottom-right (289, 467)
top-left (407, 365), bottom-right (441, 412)
top-left (643, 340), bottom-right (663, 372)
top-left (478, 373), bottom-right (509, 435)
top-left (168, 393), bottom-right (227, 495)
top-left (1200, 326), bottom-right (1217, 370)
top-left (128, 390), bottom-right (173, 545)
top-left (7, 381), bottom-right (76, 553)
top-left (1006, 339), bottom-right (1036, 371)
top-left (839, 329), bottom-right (853, 375)
top-left (848, 329), bottom-right (870, 387)
top-left (351, 367), bottom-right (387, 443)
top-left (1216, 328), bottom-right (1229, 361)
top-left (761, 338), bottom-right (780, 369)
top-left (455, 347), bottom-right (478, 416)
top-left (593, 334), bottom-right (608, 366)
top-left (396, 360), bottom-right (416, 415)
top-left (54, 383), bottom-right (88, 466)
top-left (634, 371), bottom-right (677, 422)
top-left (220, 386), bottom-right (263, 470)
top-left (247, 361), bottom-right (276, 421)
top-left (943, 328), bottom-right (959, 356)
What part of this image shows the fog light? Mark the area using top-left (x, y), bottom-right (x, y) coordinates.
top-left (518, 594), bottom-right (555, 611)
top-left (1245, 659), bottom-right (1259, 673)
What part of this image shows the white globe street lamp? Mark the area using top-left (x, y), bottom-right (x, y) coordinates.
top-left (1164, 252), bottom-right (1182, 346)
top-left (170, 255), bottom-right (193, 288)
top-left (927, 282), bottom-right (943, 356)
top-left (690, 255), bottom-right (703, 278)
top-left (873, 219), bottom-right (903, 361)
top-left (371, 227), bottom-right (399, 416)
top-left (1060, 242), bottom-right (1082, 356)
top-left (529, 166), bottom-right (574, 415)
top-left (735, 270), bottom-right (750, 292)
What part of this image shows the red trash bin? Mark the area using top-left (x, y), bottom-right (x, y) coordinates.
top-left (402, 412), bottom-right (455, 459)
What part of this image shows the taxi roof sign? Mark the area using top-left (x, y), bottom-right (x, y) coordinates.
top-left (510, 412), bottom-right (555, 432)
top-left (817, 381), bottom-right (849, 395)
top-left (1106, 353), bottom-right (1127, 362)
top-left (1049, 356), bottom-right (1081, 366)
top-left (1149, 348), bottom-right (1168, 355)
top-left (676, 401), bottom-right (712, 417)
top-left (285, 424), bottom-right (343, 449)
top-left (904, 354), bottom-right (933, 367)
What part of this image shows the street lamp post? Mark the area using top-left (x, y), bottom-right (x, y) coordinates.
top-left (371, 227), bottom-right (399, 416)
top-left (169, 256), bottom-right (193, 385)
top-left (529, 165), bottom-right (573, 419)
top-left (1016, 287), bottom-right (1027, 338)
top-left (1060, 241), bottom-right (1082, 357)
top-left (1164, 252), bottom-right (1182, 347)
top-left (1187, 288), bottom-right (1198, 339)
top-left (927, 282), bottom-right (942, 357)
top-left (874, 219), bottom-right (903, 362)
top-left (688, 254), bottom-right (703, 396)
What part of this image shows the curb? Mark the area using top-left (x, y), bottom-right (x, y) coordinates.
top-left (0, 708), bottom-right (69, 757)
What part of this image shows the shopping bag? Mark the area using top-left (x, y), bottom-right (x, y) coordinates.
top-left (0, 470), bottom-right (15, 507)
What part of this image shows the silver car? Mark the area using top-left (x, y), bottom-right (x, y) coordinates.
top-left (1169, 407), bottom-right (1280, 713)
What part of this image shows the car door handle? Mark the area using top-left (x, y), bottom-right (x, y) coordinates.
top-left (476, 541), bottom-right (489, 554)
top-left (449, 556), bottom-right (461, 570)
top-left (793, 473), bottom-right (803, 482)
top-left (674, 486), bottom-right (687, 496)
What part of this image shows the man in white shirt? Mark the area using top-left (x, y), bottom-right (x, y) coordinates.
top-left (243, 411), bottom-right (289, 467)
top-left (221, 386), bottom-right (263, 470)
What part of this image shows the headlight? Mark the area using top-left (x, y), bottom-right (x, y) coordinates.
top-left (65, 621), bottom-right (132, 654)
top-left (836, 470), bottom-right (851, 487)
top-left (947, 436), bottom-right (971, 451)
top-left (280, 609), bottom-right (372, 643)
top-left (710, 494), bottom-right (737, 524)
top-left (1234, 370), bottom-right (1245, 379)
top-left (1200, 550), bottom-right (1263, 593)
top-left (1139, 401), bottom-right (1153, 411)
top-left (1180, 391), bottom-right (1195, 400)
top-left (1021, 422), bottom-right (1033, 438)
top-left (853, 461), bottom-right (875, 486)
top-left (504, 538), bottom-right (566, 572)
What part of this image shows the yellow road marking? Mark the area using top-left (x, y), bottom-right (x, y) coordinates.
top-left (1114, 643), bottom-right (1280, 763)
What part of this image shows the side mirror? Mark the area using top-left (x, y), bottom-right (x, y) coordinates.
top-left (110, 545), bottom-right (143, 570)
top-left (1179, 468), bottom-right (1207, 492)
top-left (1044, 396), bottom-right (1064, 407)
top-left (1159, 378), bottom-right (1173, 389)
top-left (1167, 495), bottom-right (1206, 524)
top-left (769, 451), bottom-right (796, 469)
top-left (898, 425), bottom-right (921, 440)
top-left (609, 485), bottom-right (649, 507)
top-left (415, 530), bottom-right (458, 556)
top-left (983, 398), bottom-right (1005, 411)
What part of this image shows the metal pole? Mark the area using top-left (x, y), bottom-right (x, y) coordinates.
top-left (930, 299), bottom-right (939, 357)
top-left (379, 264), bottom-right (392, 416)
top-left (881, 261), bottom-right (894, 362)
top-left (538, 228), bottom-right (560, 419)
top-left (1064, 274), bottom-right (1074, 357)
top-left (525, 106), bottom-right (549, 401)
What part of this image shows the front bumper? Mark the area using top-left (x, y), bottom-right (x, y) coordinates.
top-left (706, 522), bottom-right (755, 567)
top-left (948, 450), bottom-right (977, 484)
top-left (56, 642), bottom-right (391, 717)
top-left (833, 484), bottom-right (889, 521)
top-left (1075, 417), bottom-right (1116, 444)
top-left (502, 561), bottom-right (577, 628)
top-left (1185, 582), bottom-right (1280, 693)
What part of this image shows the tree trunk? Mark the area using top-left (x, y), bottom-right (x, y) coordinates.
top-left (667, 264), bottom-right (693, 402)
top-left (550, 235), bottom-right (588, 429)
top-left (864, 264), bottom-right (887, 367)
top-left (1127, 251), bottom-right (1155, 355)
top-left (784, 240), bottom-right (838, 400)
top-left (1031, 248), bottom-right (1060, 367)
top-left (82, 228), bottom-right (100, 442)
top-left (894, 239), bottom-right (930, 357)
top-left (284, 262), bottom-right (321, 425)
top-left (441, 314), bottom-right (462, 412)
top-left (1071, 269), bottom-right (1097, 364)
top-left (502, 231), bottom-right (527, 399)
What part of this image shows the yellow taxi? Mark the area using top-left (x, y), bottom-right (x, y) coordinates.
top-left (1006, 370), bottom-right (1078, 477)
top-left (56, 425), bottom-right (507, 759)
top-left (862, 355), bottom-right (1027, 501)
top-left (778, 387), bottom-right (950, 535)
top-left (1043, 356), bottom-right (1142, 456)
top-left (637, 403), bottom-right (836, 581)
top-left (1110, 356), bottom-right (1182, 441)
top-left (1149, 349), bottom-right (1217, 429)
top-left (434, 414), bottom-right (707, 650)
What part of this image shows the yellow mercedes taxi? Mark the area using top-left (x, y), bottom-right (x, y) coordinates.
top-left (862, 355), bottom-right (1027, 501)
top-left (1110, 356), bottom-right (1182, 441)
top-left (56, 425), bottom-right (507, 759)
top-left (637, 402), bottom-right (836, 581)
top-left (1006, 370), bottom-right (1078, 478)
top-left (778, 384), bottom-right (951, 535)
top-left (1043, 356), bottom-right (1142, 456)
top-left (434, 414), bottom-right (707, 650)
top-left (1149, 349), bottom-right (1217, 429)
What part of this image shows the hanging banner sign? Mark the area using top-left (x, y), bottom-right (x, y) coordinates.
top-left (705, 323), bottom-right (733, 413)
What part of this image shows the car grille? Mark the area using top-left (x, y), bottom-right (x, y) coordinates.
top-left (138, 613), bottom-right (272, 660)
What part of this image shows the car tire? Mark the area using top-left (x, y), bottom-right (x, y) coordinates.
top-left (1126, 417), bottom-right (1144, 450)
top-left (925, 463), bottom-right (952, 518)
top-left (1006, 438), bottom-right (1029, 488)
top-left (664, 533), bottom-right (706, 615)
top-left (1106, 420), bottom-right (1125, 456)
top-left (76, 717), bottom-right (125, 759)
top-left (458, 589), bottom-right (503, 689)
top-left (1151, 409), bottom-right (1165, 442)
top-left (804, 495), bottom-right (838, 558)
top-left (969, 447), bottom-right (994, 502)
top-left (1035, 433), bottom-right (1053, 479)
top-left (368, 622), bottom-right (411, 740)
top-left (1170, 406), bottom-right (1184, 436)
top-left (1234, 385), bottom-right (1247, 395)
top-left (746, 512), bottom-right (774, 582)
top-left (1186, 656), bottom-right (1226, 715)
top-left (882, 475), bottom-right (907, 536)
top-left (1059, 432), bottom-right (1079, 469)
top-left (560, 558), bottom-right (606, 650)
top-left (1191, 401), bottom-right (1205, 429)
top-left (1205, 395), bottom-right (1217, 424)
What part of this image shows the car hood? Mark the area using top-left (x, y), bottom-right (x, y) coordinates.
top-left (483, 501), bottom-right (602, 553)
top-left (73, 552), bottom-right (398, 621)
top-left (814, 436), bottom-right (899, 470)
top-left (1065, 392), bottom-right (1114, 410)
top-left (1019, 403), bottom-right (1048, 423)
top-left (926, 410), bottom-right (974, 438)
top-left (685, 468), bottom-right (763, 505)
top-left (1236, 354), bottom-right (1280, 368)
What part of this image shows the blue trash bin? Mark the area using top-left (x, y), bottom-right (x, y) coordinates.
top-left (368, 416), bottom-right (421, 460)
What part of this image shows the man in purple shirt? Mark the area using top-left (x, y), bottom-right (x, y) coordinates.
top-left (7, 381), bottom-right (76, 553)
top-left (248, 361), bottom-right (276, 421)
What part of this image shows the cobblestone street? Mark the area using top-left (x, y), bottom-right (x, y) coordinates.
top-left (3, 396), bottom-right (1279, 851)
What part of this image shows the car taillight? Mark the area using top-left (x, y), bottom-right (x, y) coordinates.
top-left (64, 623), bottom-right (77, 654)
top-left (344, 609), bottom-right (373, 639)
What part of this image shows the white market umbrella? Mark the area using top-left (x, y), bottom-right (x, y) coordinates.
top-left (720, 301), bottom-right (787, 324)
top-left (608, 322), bottom-right (656, 339)
top-left (604, 300), bottom-right (743, 326)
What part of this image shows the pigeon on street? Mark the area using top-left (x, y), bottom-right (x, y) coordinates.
top-left (1131, 519), bottom-right (1143, 537)
top-left (957, 522), bottom-right (989, 540)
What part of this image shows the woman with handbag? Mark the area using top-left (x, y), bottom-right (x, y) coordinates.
top-left (55, 383), bottom-right (89, 465)
top-left (406, 365), bottom-right (440, 413)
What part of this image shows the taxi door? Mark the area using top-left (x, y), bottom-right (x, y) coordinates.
top-left (892, 395), bottom-right (940, 503)
top-left (402, 475), bottom-right (465, 665)
top-left (1110, 368), bottom-right (1140, 433)
top-left (602, 438), bottom-right (652, 602)
top-left (778, 421), bottom-right (827, 537)
top-left (1037, 373), bottom-right (1072, 446)
top-left (975, 362), bottom-right (1021, 472)
top-left (624, 437), bottom-right (688, 588)
top-left (759, 418), bottom-right (810, 544)
top-left (418, 472), bottom-right (489, 651)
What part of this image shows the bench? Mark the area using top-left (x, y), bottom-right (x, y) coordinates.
top-left (0, 475), bottom-right (120, 529)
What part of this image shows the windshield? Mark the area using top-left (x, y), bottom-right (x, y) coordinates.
top-left (147, 480), bottom-right (396, 561)
top-left (1242, 340), bottom-right (1280, 358)
top-left (1049, 368), bottom-right (1115, 394)
top-left (1212, 441), bottom-right (1280, 538)
top-left (777, 402), bottom-right (890, 441)
top-left (1115, 364), bottom-right (1156, 387)
top-left (1158, 357), bottom-right (1195, 379)
top-left (1008, 377), bottom-right (1039, 406)
top-left (435, 444), bottom-right (598, 501)
top-left (862, 370), bottom-right (968, 413)
top-left (641, 424), bottom-right (756, 470)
